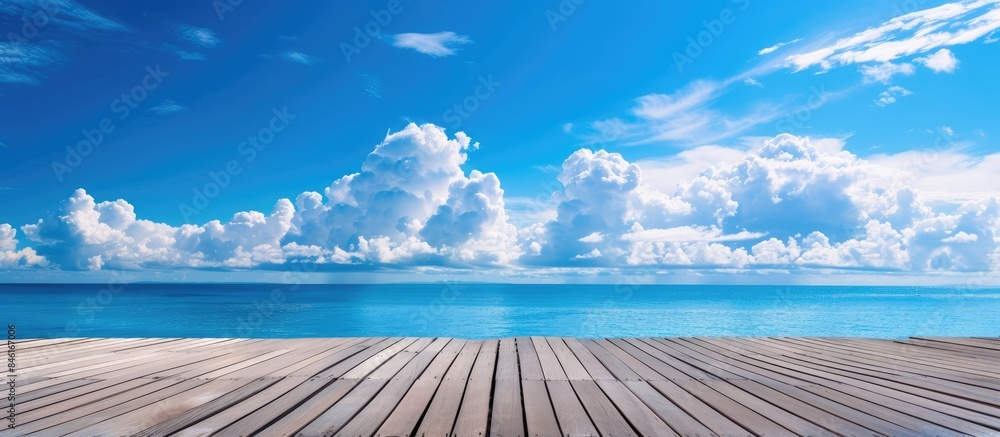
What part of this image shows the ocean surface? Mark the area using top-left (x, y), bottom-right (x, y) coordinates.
top-left (1, 283), bottom-right (998, 339)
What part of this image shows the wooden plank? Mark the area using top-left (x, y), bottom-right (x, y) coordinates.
top-left (297, 340), bottom-right (432, 435)
top-left (413, 340), bottom-right (481, 435)
top-left (376, 339), bottom-right (467, 436)
top-left (132, 378), bottom-right (279, 437)
top-left (545, 380), bottom-right (599, 437)
top-left (531, 336), bottom-right (567, 381)
top-left (8, 336), bottom-right (1000, 437)
top-left (592, 338), bottom-right (664, 381)
top-left (579, 339), bottom-right (641, 381)
top-left (687, 338), bottom-right (932, 436)
top-left (515, 336), bottom-right (544, 381)
top-left (334, 338), bottom-right (450, 437)
top-left (570, 380), bottom-right (635, 435)
top-left (223, 338), bottom-right (404, 436)
top-left (645, 379), bottom-right (751, 436)
top-left (621, 380), bottom-right (716, 437)
top-left (490, 338), bottom-right (525, 437)
top-left (547, 337), bottom-right (591, 380)
top-left (563, 338), bottom-right (616, 380)
top-left (521, 380), bottom-right (561, 437)
top-left (144, 339), bottom-right (371, 437)
top-left (453, 339), bottom-right (499, 436)
top-left (609, 338), bottom-right (700, 380)
top-left (593, 379), bottom-right (677, 436)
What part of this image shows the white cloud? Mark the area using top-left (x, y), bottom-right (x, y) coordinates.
top-left (743, 78), bottom-right (764, 87)
top-left (622, 226), bottom-right (765, 243)
top-left (391, 32), bottom-right (472, 57)
top-left (0, 0), bottom-right (125, 31)
top-left (915, 48), bottom-right (960, 72)
top-left (280, 51), bottom-right (316, 65)
top-left (286, 123), bottom-right (521, 266)
top-left (785, 0), bottom-right (999, 72)
top-left (176, 25), bottom-right (221, 48)
top-left (587, 79), bottom-right (793, 146)
top-left (758, 38), bottom-right (803, 55)
top-left (7, 129), bottom-right (1000, 274)
top-left (874, 86), bottom-right (913, 107)
top-left (0, 43), bottom-right (60, 84)
top-left (149, 100), bottom-right (187, 114)
top-left (859, 62), bottom-right (915, 84)
top-left (0, 224), bottom-right (47, 268)
top-left (165, 43), bottom-right (206, 61)
top-left (868, 148), bottom-right (1000, 203)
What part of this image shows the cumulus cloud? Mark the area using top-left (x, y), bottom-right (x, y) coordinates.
top-left (391, 32), bottom-right (472, 57)
top-left (524, 133), bottom-right (1000, 271)
top-left (0, 224), bottom-right (47, 268)
top-left (287, 123), bottom-right (520, 266)
top-left (916, 48), bottom-right (960, 72)
top-left (13, 124), bottom-right (519, 270)
top-left (6, 128), bottom-right (1000, 274)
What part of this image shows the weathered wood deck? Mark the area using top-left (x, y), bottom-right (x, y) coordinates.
top-left (5, 337), bottom-right (1000, 436)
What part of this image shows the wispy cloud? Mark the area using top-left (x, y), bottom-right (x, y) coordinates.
top-left (743, 77), bottom-right (764, 87)
top-left (785, 0), bottom-right (1000, 72)
top-left (0, 0), bottom-right (126, 31)
top-left (0, 1), bottom-right (125, 85)
top-left (859, 62), bottom-right (915, 84)
top-left (149, 100), bottom-right (187, 114)
top-left (0, 43), bottom-right (62, 84)
top-left (175, 25), bottom-right (221, 48)
top-left (280, 51), bottom-right (316, 65)
top-left (874, 86), bottom-right (913, 107)
top-left (391, 32), bottom-right (472, 57)
top-left (758, 38), bottom-right (802, 55)
top-left (584, 78), bottom-right (813, 147)
top-left (164, 43), bottom-right (207, 61)
top-left (356, 71), bottom-right (383, 98)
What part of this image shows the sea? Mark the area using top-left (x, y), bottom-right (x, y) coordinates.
top-left (1, 283), bottom-right (998, 339)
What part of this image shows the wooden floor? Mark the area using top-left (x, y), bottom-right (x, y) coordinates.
top-left (5, 337), bottom-right (1000, 436)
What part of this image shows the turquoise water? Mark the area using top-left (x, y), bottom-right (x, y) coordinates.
top-left (1, 284), bottom-right (998, 339)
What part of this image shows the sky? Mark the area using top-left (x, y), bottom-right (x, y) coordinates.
top-left (2, 0), bottom-right (1000, 283)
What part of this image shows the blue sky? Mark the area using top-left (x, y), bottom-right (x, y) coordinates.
top-left (2, 0), bottom-right (1000, 282)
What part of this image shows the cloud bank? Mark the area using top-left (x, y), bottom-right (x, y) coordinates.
top-left (4, 125), bottom-right (1000, 274)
